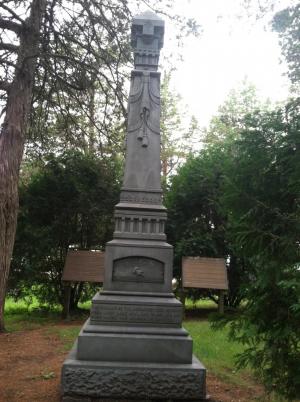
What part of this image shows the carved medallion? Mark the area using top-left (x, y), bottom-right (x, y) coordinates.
top-left (112, 256), bottom-right (164, 283)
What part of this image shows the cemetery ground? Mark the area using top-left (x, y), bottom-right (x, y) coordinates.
top-left (0, 299), bottom-right (288, 402)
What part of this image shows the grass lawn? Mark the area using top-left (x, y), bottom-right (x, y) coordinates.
top-left (4, 297), bottom-right (249, 383)
top-left (3, 297), bottom-right (292, 401)
top-left (184, 319), bottom-right (251, 386)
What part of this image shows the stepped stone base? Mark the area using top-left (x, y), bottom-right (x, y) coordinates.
top-left (78, 320), bottom-right (192, 364)
top-left (61, 347), bottom-right (206, 401)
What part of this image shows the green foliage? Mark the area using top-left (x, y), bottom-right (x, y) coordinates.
top-left (228, 263), bottom-right (300, 399)
top-left (272, 4), bottom-right (300, 85)
top-left (222, 100), bottom-right (300, 261)
top-left (168, 89), bottom-right (300, 399)
top-left (166, 147), bottom-right (248, 308)
top-left (218, 99), bottom-right (300, 400)
top-left (9, 151), bottom-right (120, 308)
top-left (203, 78), bottom-right (273, 146)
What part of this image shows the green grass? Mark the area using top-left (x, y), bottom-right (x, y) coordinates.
top-left (5, 297), bottom-right (298, 401)
top-left (78, 300), bottom-right (92, 310)
top-left (4, 296), bottom-right (92, 332)
top-left (184, 319), bottom-right (252, 386)
top-left (185, 298), bottom-right (217, 310)
top-left (46, 325), bottom-right (82, 351)
top-left (4, 297), bottom-right (62, 331)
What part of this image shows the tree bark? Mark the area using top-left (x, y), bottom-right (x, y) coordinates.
top-left (0, 0), bottom-right (46, 332)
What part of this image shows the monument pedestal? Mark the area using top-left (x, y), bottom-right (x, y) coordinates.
top-left (62, 349), bottom-right (206, 401)
top-left (62, 294), bottom-right (206, 400)
top-left (61, 10), bottom-right (206, 401)
top-left (62, 291), bottom-right (206, 400)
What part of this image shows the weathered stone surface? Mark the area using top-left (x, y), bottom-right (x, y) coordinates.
top-left (64, 368), bottom-right (203, 398)
top-left (91, 303), bottom-right (180, 325)
top-left (62, 396), bottom-right (92, 402)
top-left (112, 256), bottom-right (164, 283)
top-left (103, 240), bottom-right (173, 293)
top-left (77, 332), bottom-right (192, 364)
top-left (122, 71), bottom-right (161, 189)
top-left (113, 207), bottom-right (167, 241)
top-left (83, 322), bottom-right (188, 336)
top-left (131, 11), bottom-right (164, 71)
top-left (62, 353), bottom-right (206, 400)
top-left (90, 294), bottom-right (183, 327)
top-left (119, 189), bottom-right (162, 205)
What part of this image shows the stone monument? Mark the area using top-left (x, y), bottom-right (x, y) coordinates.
top-left (61, 11), bottom-right (206, 401)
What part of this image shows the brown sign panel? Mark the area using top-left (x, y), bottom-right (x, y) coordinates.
top-left (62, 250), bottom-right (105, 283)
top-left (182, 257), bottom-right (228, 290)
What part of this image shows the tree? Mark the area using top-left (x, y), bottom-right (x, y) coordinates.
top-left (0, 0), bottom-right (200, 331)
top-left (166, 146), bottom-right (248, 308)
top-left (0, 0), bottom-right (132, 331)
top-left (167, 94), bottom-right (300, 397)
top-left (272, 4), bottom-right (300, 87)
top-left (0, 0), bottom-right (47, 332)
top-left (165, 81), bottom-right (268, 307)
top-left (9, 151), bottom-right (120, 309)
top-left (218, 99), bottom-right (300, 399)
top-left (160, 71), bottom-right (200, 194)
top-left (203, 78), bottom-right (266, 145)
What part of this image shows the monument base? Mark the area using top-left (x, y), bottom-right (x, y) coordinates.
top-left (61, 346), bottom-right (206, 401)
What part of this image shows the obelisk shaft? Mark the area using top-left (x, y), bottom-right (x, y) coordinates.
top-left (119, 11), bottom-right (165, 207)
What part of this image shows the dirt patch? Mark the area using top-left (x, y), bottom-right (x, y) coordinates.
top-left (206, 373), bottom-right (263, 402)
top-left (0, 324), bottom-right (264, 402)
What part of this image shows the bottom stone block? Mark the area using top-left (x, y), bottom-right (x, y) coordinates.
top-left (62, 347), bottom-right (206, 401)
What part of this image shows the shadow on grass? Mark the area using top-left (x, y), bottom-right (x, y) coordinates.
top-left (4, 302), bottom-right (89, 332)
top-left (184, 306), bottom-right (219, 320)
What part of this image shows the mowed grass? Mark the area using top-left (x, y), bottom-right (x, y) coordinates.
top-left (4, 297), bottom-right (246, 375)
top-left (4, 297), bottom-right (92, 332)
top-left (181, 299), bottom-right (253, 386)
top-left (5, 297), bottom-right (297, 401)
top-left (184, 319), bottom-right (251, 386)
top-left (4, 298), bottom-right (251, 387)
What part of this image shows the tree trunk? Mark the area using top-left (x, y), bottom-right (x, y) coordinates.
top-left (0, 0), bottom-right (46, 332)
top-left (88, 85), bottom-right (96, 152)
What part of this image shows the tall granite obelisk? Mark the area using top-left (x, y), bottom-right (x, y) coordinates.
top-left (61, 11), bottom-right (206, 401)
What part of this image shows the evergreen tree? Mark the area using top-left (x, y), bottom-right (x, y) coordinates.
top-left (219, 99), bottom-right (300, 400)
top-left (9, 151), bottom-right (121, 309)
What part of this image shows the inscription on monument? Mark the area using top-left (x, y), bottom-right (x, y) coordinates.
top-left (90, 304), bottom-right (182, 325)
top-left (112, 256), bottom-right (164, 283)
top-left (120, 190), bottom-right (162, 204)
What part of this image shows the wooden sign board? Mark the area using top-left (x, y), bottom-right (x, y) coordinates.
top-left (182, 257), bottom-right (228, 290)
top-left (62, 250), bottom-right (105, 283)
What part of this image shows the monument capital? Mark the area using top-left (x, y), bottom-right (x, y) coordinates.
top-left (131, 11), bottom-right (164, 70)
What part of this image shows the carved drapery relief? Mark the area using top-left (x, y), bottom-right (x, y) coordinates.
top-left (127, 71), bottom-right (160, 148)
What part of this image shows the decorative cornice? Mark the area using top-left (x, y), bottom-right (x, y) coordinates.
top-left (131, 11), bottom-right (164, 71)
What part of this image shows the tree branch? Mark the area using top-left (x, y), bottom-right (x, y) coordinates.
top-left (0, 80), bottom-right (11, 92)
top-left (0, 42), bottom-right (19, 52)
top-left (0, 3), bottom-right (25, 25)
top-left (0, 56), bottom-right (17, 69)
top-left (0, 18), bottom-right (22, 33)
